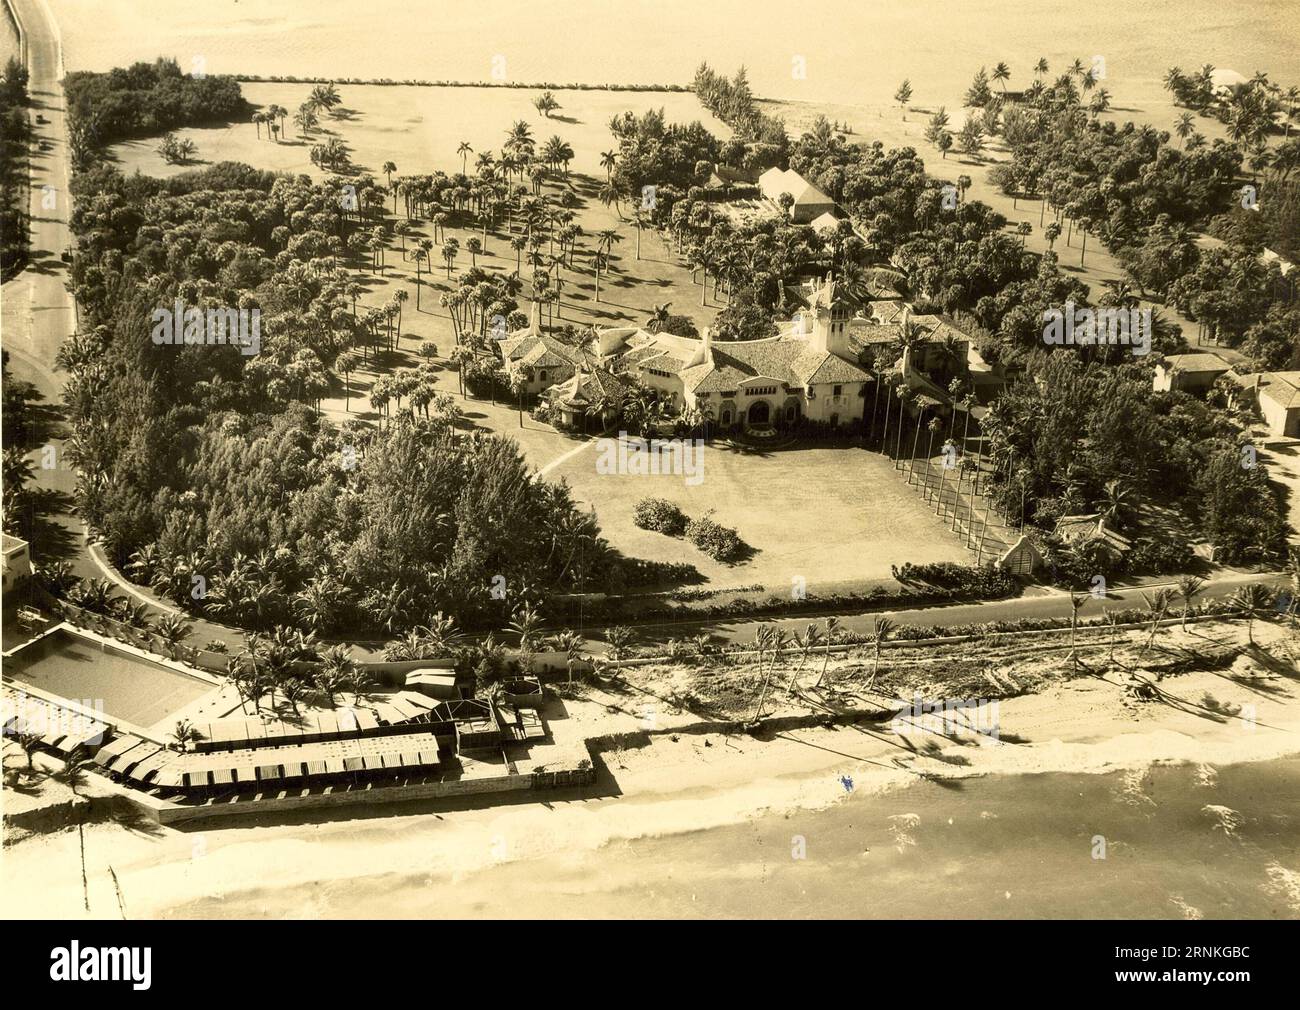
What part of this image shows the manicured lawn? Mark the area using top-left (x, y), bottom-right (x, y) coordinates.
top-left (546, 438), bottom-right (972, 590)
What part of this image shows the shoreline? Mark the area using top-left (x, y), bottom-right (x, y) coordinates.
top-left (3, 622), bottom-right (1296, 918)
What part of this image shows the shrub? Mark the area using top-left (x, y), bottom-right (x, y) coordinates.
top-left (1128, 535), bottom-right (1196, 575)
top-left (633, 496), bottom-right (688, 535)
top-left (893, 561), bottom-right (1018, 596)
top-left (686, 514), bottom-right (744, 562)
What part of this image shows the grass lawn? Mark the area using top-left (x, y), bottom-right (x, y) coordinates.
top-left (546, 439), bottom-right (971, 590)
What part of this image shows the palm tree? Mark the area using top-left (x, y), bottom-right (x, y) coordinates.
top-left (815, 616), bottom-right (840, 688)
top-left (457, 141), bottom-right (473, 174)
top-left (57, 751), bottom-right (90, 796)
top-left (1176, 575), bottom-right (1206, 630)
top-left (867, 616), bottom-right (894, 690)
top-left (749, 624), bottom-right (778, 723)
top-left (1139, 588), bottom-right (1175, 657)
top-left (553, 630), bottom-right (585, 683)
top-left (171, 719), bottom-right (202, 751)
top-left (150, 614), bottom-right (192, 660)
top-left (592, 251), bottom-right (608, 303)
top-left (1230, 584), bottom-right (1274, 646)
top-left (1096, 479), bottom-right (1134, 531)
top-left (1068, 593), bottom-right (1087, 668)
top-left (604, 625), bottom-right (634, 664)
top-left (8, 728), bottom-right (42, 771)
top-left (316, 644), bottom-right (355, 706)
top-left (1104, 608), bottom-right (1120, 662)
top-left (600, 150), bottom-right (618, 177)
top-left (508, 604), bottom-right (544, 675)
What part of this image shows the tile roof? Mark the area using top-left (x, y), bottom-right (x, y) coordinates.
top-left (1160, 353), bottom-right (1232, 374)
top-left (685, 336), bottom-right (870, 393)
top-left (546, 366), bottom-right (634, 407)
top-left (1258, 371), bottom-right (1300, 409)
top-left (500, 331), bottom-right (590, 371)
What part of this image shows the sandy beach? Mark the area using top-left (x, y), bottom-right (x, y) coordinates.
top-left (4, 620), bottom-right (1297, 918)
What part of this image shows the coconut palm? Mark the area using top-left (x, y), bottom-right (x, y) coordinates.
top-left (1176, 575), bottom-right (1206, 630)
top-left (749, 624), bottom-right (778, 723)
top-left (1068, 593), bottom-right (1087, 668)
top-left (604, 625), bottom-right (634, 663)
top-left (1139, 588), bottom-right (1175, 657)
top-left (7, 728), bottom-right (42, 771)
top-left (553, 630), bottom-right (585, 683)
top-left (316, 644), bottom-right (355, 707)
top-left (1230, 584), bottom-right (1274, 646)
top-left (815, 616), bottom-right (841, 688)
top-left (150, 614), bottom-right (192, 659)
top-left (171, 719), bottom-right (202, 751)
top-left (867, 616), bottom-right (893, 690)
top-left (57, 751), bottom-right (90, 796)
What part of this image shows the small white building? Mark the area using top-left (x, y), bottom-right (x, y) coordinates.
top-left (758, 167), bottom-right (836, 224)
top-left (3, 534), bottom-right (32, 594)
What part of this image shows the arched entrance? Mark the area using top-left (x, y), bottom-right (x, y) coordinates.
top-left (747, 400), bottom-right (770, 426)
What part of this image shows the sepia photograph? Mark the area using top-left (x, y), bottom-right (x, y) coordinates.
top-left (1, 0), bottom-right (1298, 951)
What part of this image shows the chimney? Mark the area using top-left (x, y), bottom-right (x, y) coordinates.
top-left (529, 299), bottom-right (541, 332)
top-left (702, 326), bottom-right (713, 364)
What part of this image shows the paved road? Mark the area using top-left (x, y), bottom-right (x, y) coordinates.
top-left (607, 570), bottom-right (1290, 651)
top-left (2, 0), bottom-right (93, 589)
top-left (2, 0), bottom-right (72, 368)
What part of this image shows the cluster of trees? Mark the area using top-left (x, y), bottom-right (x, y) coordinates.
top-left (1163, 66), bottom-right (1297, 154)
top-left (691, 62), bottom-right (788, 165)
top-left (987, 85), bottom-right (1243, 257)
top-left (968, 59), bottom-right (1297, 370)
top-left (65, 58), bottom-right (247, 168)
top-left (1, 56), bottom-right (30, 278)
top-left (606, 105), bottom-right (722, 201)
top-left (981, 354), bottom-right (1287, 573)
top-left (58, 103), bottom-right (622, 633)
top-left (156, 132), bottom-right (199, 164)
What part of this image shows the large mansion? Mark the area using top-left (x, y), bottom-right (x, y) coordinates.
top-left (500, 276), bottom-right (980, 433)
top-left (496, 275), bottom-right (977, 434)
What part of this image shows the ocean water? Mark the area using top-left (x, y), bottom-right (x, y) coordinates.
top-left (170, 757), bottom-right (1300, 918)
top-left (45, 0), bottom-right (1300, 105)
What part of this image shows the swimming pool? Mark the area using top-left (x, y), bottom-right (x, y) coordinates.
top-left (2, 628), bottom-right (218, 729)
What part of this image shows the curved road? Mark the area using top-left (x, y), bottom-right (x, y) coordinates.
top-left (1, 0), bottom-right (1289, 659)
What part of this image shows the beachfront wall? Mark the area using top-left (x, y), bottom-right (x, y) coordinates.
top-left (116, 762), bottom-right (597, 826)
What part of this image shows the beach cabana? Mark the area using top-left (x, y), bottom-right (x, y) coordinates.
top-left (93, 734), bottom-right (143, 768)
top-left (113, 743), bottom-right (161, 776)
top-left (256, 763), bottom-right (283, 784)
